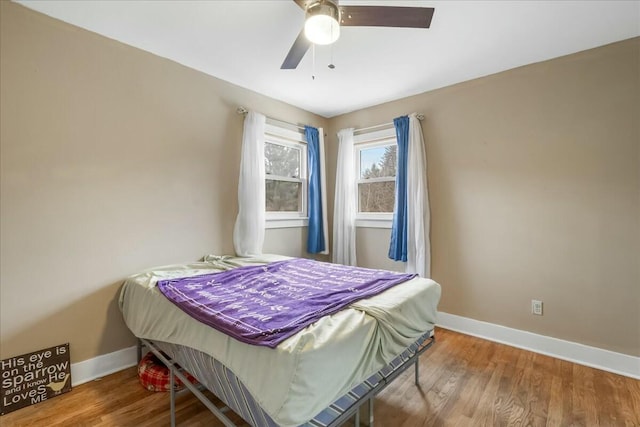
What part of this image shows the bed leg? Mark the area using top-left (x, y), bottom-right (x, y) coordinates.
top-left (368, 397), bottom-right (374, 427)
top-left (414, 359), bottom-right (419, 386)
top-left (137, 339), bottom-right (143, 363)
top-left (354, 408), bottom-right (360, 426)
top-left (170, 367), bottom-right (176, 427)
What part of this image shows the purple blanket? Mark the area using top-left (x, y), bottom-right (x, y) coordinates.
top-left (157, 258), bottom-right (416, 348)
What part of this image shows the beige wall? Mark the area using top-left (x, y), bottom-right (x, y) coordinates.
top-left (0, 1), bottom-right (328, 363)
top-left (328, 38), bottom-right (640, 357)
top-left (1, 0), bottom-right (638, 367)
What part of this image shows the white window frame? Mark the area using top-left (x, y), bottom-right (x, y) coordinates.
top-left (264, 122), bottom-right (309, 229)
top-left (354, 127), bottom-right (397, 229)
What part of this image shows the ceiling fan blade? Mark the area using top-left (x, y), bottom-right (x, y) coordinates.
top-left (293, 0), bottom-right (309, 10)
top-left (281, 29), bottom-right (311, 69)
top-left (340, 6), bottom-right (434, 28)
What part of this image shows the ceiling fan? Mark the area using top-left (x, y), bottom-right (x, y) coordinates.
top-left (281, 0), bottom-right (435, 69)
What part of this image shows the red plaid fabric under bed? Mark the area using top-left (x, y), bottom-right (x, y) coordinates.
top-left (138, 351), bottom-right (199, 392)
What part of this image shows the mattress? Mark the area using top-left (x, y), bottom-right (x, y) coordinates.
top-left (119, 255), bottom-right (441, 426)
top-left (151, 330), bottom-right (434, 427)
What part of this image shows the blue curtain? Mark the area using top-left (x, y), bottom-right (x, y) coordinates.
top-left (388, 116), bottom-right (409, 261)
top-left (305, 126), bottom-right (325, 253)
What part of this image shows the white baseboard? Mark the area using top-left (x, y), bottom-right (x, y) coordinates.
top-left (437, 311), bottom-right (640, 380)
top-left (67, 313), bottom-right (639, 387)
top-left (70, 345), bottom-right (138, 386)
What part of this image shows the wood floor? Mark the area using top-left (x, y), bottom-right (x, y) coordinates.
top-left (2, 328), bottom-right (639, 427)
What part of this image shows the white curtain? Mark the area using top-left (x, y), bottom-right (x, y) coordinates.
top-left (332, 128), bottom-right (357, 266)
top-left (406, 113), bottom-right (431, 277)
top-left (233, 111), bottom-right (266, 256)
top-left (318, 128), bottom-right (329, 255)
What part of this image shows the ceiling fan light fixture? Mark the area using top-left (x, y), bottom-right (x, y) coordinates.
top-left (304, 1), bottom-right (340, 45)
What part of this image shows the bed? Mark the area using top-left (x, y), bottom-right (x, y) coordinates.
top-left (119, 254), bottom-right (441, 426)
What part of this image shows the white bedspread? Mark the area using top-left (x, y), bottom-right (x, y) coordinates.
top-left (118, 255), bottom-right (441, 426)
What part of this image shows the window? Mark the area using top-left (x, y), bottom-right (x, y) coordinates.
top-left (354, 127), bottom-right (397, 228)
top-left (264, 123), bottom-right (308, 228)
top-left (358, 143), bottom-right (396, 213)
top-left (265, 142), bottom-right (303, 212)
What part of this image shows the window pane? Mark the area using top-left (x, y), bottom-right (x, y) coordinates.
top-left (266, 179), bottom-right (302, 212)
top-left (359, 145), bottom-right (396, 179)
top-left (265, 143), bottom-right (300, 178)
top-left (358, 181), bottom-right (395, 213)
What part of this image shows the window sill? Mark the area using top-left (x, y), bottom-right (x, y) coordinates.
top-left (266, 218), bottom-right (309, 229)
top-left (355, 218), bottom-right (392, 229)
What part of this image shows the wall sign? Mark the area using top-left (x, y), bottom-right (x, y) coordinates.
top-left (1, 343), bottom-right (71, 415)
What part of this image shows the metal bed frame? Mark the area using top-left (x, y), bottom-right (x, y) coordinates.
top-left (139, 333), bottom-right (435, 427)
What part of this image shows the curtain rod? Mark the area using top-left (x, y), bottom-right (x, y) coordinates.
top-left (354, 114), bottom-right (424, 134)
top-left (237, 106), bottom-right (422, 135)
top-left (237, 106), bottom-right (307, 132)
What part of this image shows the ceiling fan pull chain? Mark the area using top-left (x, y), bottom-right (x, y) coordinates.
top-left (329, 43), bottom-right (335, 70)
top-left (312, 43), bottom-right (316, 80)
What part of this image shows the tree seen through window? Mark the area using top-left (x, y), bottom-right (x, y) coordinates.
top-left (358, 144), bottom-right (396, 213)
top-left (265, 142), bottom-right (303, 212)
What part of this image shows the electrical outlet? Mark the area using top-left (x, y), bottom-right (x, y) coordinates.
top-left (531, 300), bottom-right (543, 315)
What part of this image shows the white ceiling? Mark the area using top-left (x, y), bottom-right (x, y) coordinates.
top-left (15, 0), bottom-right (640, 118)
